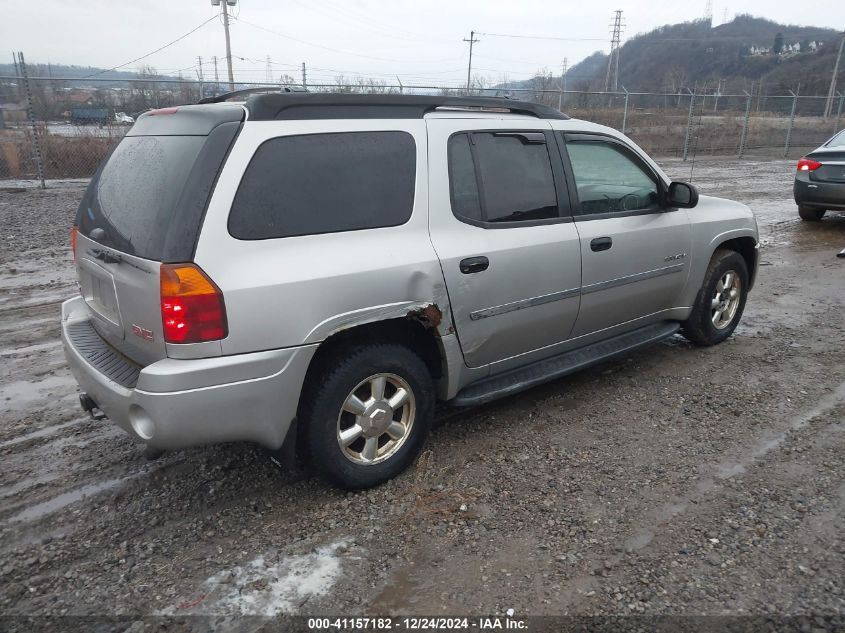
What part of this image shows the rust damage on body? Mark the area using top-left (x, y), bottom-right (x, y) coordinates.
top-left (406, 304), bottom-right (443, 331)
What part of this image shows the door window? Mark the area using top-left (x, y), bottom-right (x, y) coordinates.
top-left (566, 141), bottom-right (660, 215)
top-left (448, 132), bottom-right (559, 224)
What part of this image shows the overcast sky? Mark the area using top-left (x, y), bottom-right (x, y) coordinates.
top-left (3, 0), bottom-right (844, 87)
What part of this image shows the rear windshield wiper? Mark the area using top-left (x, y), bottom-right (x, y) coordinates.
top-left (89, 248), bottom-right (122, 265)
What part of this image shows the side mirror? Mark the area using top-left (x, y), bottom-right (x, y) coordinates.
top-left (667, 181), bottom-right (699, 209)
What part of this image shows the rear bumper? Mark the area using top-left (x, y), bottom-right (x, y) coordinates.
top-left (794, 177), bottom-right (845, 210)
top-left (61, 296), bottom-right (317, 450)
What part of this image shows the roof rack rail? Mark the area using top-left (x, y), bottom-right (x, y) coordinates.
top-left (198, 85), bottom-right (307, 105)
top-left (241, 93), bottom-right (569, 121)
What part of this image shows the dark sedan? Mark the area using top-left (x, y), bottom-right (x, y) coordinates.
top-left (794, 130), bottom-right (845, 221)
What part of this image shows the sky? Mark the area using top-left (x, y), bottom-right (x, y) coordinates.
top-left (3, 0), bottom-right (844, 87)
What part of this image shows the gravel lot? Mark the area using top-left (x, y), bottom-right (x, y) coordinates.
top-left (0, 158), bottom-right (843, 628)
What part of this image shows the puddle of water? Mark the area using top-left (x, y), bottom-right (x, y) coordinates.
top-left (624, 528), bottom-right (655, 551)
top-left (708, 381), bottom-right (845, 487)
top-left (6, 476), bottom-right (133, 523)
top-left (0, 418), bottom-right (86, 449)
top-left (0, 471), bottom-right (62, 498)
top-left (0, 374), bottom-right (76, 412)
top-left (0, 340), bottom-right (62, 357)
top-left (171, 541), bottom-right (351, 617)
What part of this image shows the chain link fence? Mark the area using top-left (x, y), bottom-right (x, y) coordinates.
top-left (1, 76), bottom-right (843, 183)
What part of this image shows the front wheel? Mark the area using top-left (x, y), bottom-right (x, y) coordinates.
top-left (798, 206), bottom-right (826, 221)
top-left (681, 249), bottom-right (749, 346)
top-left (299, 343), bottom-right (434, 489)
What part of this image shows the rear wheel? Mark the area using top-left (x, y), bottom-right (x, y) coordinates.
top-left (798, 206), bottom-right (826, 221)
top-left (300, 343), bottom-right (433, 489)
top-left (681, 249), bottom-right (748, 347)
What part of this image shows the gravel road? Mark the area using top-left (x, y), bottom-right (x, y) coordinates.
top-left (0, 158), bottom-right (843, 629)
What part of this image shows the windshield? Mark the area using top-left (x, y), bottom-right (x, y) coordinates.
top-left (77, 135), bottom-right (205, 261)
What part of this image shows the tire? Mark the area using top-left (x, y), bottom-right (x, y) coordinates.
top-left (681, 249), bottom-right (749, 347)
top-left (299, 343), bottom-right (434, 490)
top-left (798, 206), bottom-right (826, 221)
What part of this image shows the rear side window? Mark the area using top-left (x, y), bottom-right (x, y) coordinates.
top-left (229, 131), bottom-right (416, 240)
top-left (79, 135), bottom-right (205, 260)
top-left (448, 131), bottom-right (559, 225)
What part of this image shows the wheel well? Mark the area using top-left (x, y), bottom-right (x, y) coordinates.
top-left (715, 237), bottom-right (757, 289)
top-left (303, 318), bottom-right (444, 389)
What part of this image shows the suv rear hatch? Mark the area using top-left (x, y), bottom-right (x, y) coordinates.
top-left (74, 104), bottom-right (243, 366)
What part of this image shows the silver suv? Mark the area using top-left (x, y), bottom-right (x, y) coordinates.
top-left (62, 94), bottom-right (759, 489)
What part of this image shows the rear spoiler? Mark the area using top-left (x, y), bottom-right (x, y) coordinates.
top-left (128, 104), bottom-right (245, 136)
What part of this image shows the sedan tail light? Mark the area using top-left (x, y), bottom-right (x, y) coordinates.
top-left (797, 158), bottom-right (822, 171)
top-left (71, 226), bottom-right (78, 261)
top-left (160, 263), bottom-right (227, 344)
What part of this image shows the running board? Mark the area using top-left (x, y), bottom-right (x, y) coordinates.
top-left (452, 321), bottom-right (680, 407)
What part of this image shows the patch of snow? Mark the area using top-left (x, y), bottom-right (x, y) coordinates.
top-left (183, 541), bottom-right (351, 617)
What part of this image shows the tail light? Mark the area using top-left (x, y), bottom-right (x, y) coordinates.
top-left (71, 226), bottom-right (78, 261)
top-left (160, 264), bottom-right (227, 344)
top-left (797, 158), bottom-right (822, 171)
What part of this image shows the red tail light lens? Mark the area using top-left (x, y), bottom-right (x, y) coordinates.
top-left (160, 264), bottom-right (227, 344)
top-left (71, 226), bottom-right (78, 261)
top-left (797, 158), bottom-right (822, 171)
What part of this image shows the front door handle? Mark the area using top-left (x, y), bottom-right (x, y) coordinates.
top-left (460, 256), bottom-right (489, 274)
top-left (590, 237), bottom-right (613, 252)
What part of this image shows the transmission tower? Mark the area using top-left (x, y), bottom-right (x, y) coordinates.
top-left (265, 56), bottom-right (272, 84)
top-left (704, 0), bottom-right (713, 24)
top-left (722, 8), bottom-right (729, 24)
top-left (604, 10), bottom-right (624, 93)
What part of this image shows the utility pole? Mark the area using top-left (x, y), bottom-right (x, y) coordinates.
top-left (824, 31), bottom-right (845, 118)
top-left (463, 30), bottom-right (479, 93)
top-left (213, 0), bottom-right (236, 91)
top-left (604, 11), bottom-right (623, 93)
top-left (558, 58), bottom-right (567, 111)
top-left (301, 62), bottom-right (307, 90)
top-left (713, 78), bottom-right (722, 111)
top-left (196, 56), bottom-right (204, 99)
top-left (12, 52), bottom-right (22, 101)
top-left (17, 52), bottom-right (45, 189)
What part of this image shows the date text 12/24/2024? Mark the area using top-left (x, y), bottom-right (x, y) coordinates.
top-left (307, 617), bottom-right (528, 630)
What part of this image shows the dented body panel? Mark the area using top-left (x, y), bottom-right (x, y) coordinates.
top-left (195, 119), bottom-right (453, 354)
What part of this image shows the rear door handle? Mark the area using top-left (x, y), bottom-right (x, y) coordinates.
top-left (590, 237), bottom-right (613, 252)
top-left (460, 256), bottom-right (489, 274)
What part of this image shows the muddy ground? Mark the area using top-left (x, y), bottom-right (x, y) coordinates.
top-left (0, 158), bottom-right (843, 628)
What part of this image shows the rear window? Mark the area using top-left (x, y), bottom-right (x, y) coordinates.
top-left (78, 135), bottom-right (205, 260)
top-left (826, 130), bottom-right (845, 147)
top-left (228, 131), bottom-right (416, 240)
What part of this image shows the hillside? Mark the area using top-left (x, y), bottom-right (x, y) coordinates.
top-left (503, 15), bottom-right (843, 96)
top-left (0, 63), bottom-right (182, 86)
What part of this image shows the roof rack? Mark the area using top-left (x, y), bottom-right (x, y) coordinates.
top-left (197, 85), bottom-right (308, 105)
top-left (240, 93), bottom-right (569, 121)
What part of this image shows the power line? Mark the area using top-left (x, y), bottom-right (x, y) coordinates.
top-left (477, 32), bottom-right (609, 42)
top-left (83, 16), bottom-right (217, 78)
top-left (233, 16), bottom-right (458, 64)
